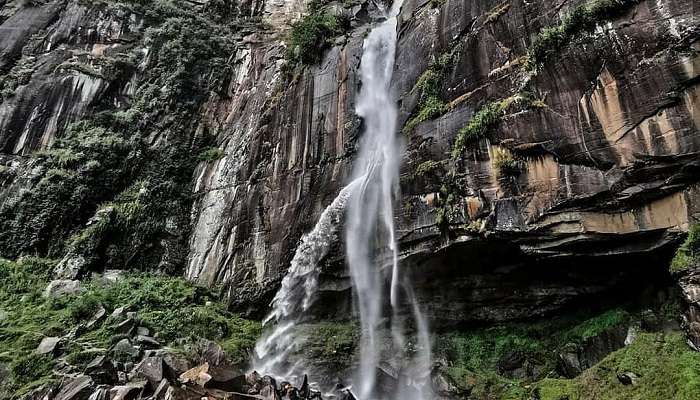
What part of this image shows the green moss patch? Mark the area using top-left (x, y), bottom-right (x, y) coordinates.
top-left (300, 321), bottom-right (360, 371)
top-left (434, 308), bottom-right (634, 397)
top-left (535, 332), bottom-right (700, 400)
top-left (403, 51), bottom-right (459, 135)
top-left (670, 224), bottom-right (700, 273)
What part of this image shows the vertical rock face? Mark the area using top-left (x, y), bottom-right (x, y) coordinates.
top-left (186, 27), bottom-right (365, 307)
top-left (0, 1), bottom-right (143, 155)
top-left (0, 0), bottom-right (698, 324)
top-left (185, 0), bottom-right (700, 317)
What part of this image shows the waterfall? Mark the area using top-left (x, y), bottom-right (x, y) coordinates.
top-left (347, 1), bottom-right (432, 398)
top-left (253, 179), bottom-right (362, 380)
top-left (254, 1), bottom-right (432, 398)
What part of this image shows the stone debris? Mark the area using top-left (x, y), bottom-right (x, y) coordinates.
top-left (43, 280), bottom-right (82, 298)
top-left (36, 336), bottom-right (61, 355)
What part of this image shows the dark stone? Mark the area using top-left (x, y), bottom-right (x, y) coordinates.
top-left (152, 379), bottom-right (170, 400)
top-left (497, 350), bottom-right (527, 377)
top-left (133, 356), bottom-right (164, 386)
top-left (197, 338), bottom-right (226, 366)
top-left (205, 366), bottom-right (247, 392)
top-left (162, 352), bottom-right (191, 380)
top-left (114, 318), bottom-right (135, 335)
top-left (86, 306), bottom-right (106, 329)
top-left (54, 375), bottom-right (94, 400)
top-left (259, 382), bottom-right (281, 400)
top-left (108, 382), bottom-right (145, 400)
top-left (135, 335), bottom-right (160, 349)
top-left (112, 339), bottom-right (139, 360)
top-left (86, 387), bottom-right (108, 400)
top-left (43, 280), bottom-right (81, 298)
top-left (617, 372), bottom-right (638, 385)
top-left (640, 309), bottom-right (662, 331)
top-left (85, 356), bottom-right (118, 385)
top-left (557, 324), bottom-right (628, 378)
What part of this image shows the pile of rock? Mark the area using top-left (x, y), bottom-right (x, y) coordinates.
top-left (22, 301), bottom-right (358, 400)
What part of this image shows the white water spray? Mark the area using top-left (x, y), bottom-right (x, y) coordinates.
top-left (253, 180), bottom-right (362, 380)
top-left (346, 1), bottom-right (432, 398)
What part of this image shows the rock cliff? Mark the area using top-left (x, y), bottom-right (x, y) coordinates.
top-left (1, 0), bottom-right (699, 363)
top-left (2, 0), bottom-right (700, 399)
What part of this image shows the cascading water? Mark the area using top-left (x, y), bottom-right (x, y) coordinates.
top-left (346, 1), bottom-right (432, 398)
top-left (254, 1), bottom-right (432, 398)
top-left (253, 179), bottom-right (362, 381)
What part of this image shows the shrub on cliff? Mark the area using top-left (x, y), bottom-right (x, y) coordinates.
top-left (527, 0), bottom-right (639, 68)
top-left (288, 12), bottom-right (349, 65)
top-left (670, 224), bottom-right (700, 273)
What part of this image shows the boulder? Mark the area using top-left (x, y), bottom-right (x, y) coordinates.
top-left (36, 336), bottom-right (60, 355)
top-left (86, 306), bottom-right (106, 329)
top-left (430, 363), bottom-right (461, 397)
top-left (108, 381), bottom-right (145, 400)
top-left (259, 376), bottom-right (280, 400)
top-left (152, 379), bottom-right (170, 400)
top-left (557, 324), bottom-right (628, 378)
top-left (112, 339), bottom-right (139, 361)
top-left (204, 365), bottom-right (247, 392)
top-left (617, 372), bottom-right (639, 385)
top-left (179, 362), bottom-right (211, 387)
top-left (136, 327), bottom-right (150, 336)
top-left (85, 356), bottom-right (118, 385)
top-left (54, 255), bottom-right (87, 280)
top-left (86, 386), bottom-right (108, 400)
top-left (54, 375), bottom-right (94, 400)
top-left (43, 280), bottom-right (81, 298)
top-left (114, 318), bottom-right (135, 335)
top-left (133, 356), bottom-right (164, 386)
top-left (135, 335), bottom-right (160, 349)
top-left (110, 307), bottom-right (126, 319)
top-left (197, 339), bottom-right (226, 366)
top-left (163, 352), bottom-right (191, 380)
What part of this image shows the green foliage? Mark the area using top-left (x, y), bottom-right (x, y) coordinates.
top-left (492, 147), bottom-right (522, 177)
top-left (0, 259), bottom-right (260, 396)
top-left (0, 0), bottom-right (239, 273)
top-left (415, 160), bottom-right (442, 177)
top-left (9, 353), bottom-right (55, 391)
top-left (451, 93), bottom-right (542, 157)
top-left (435, 308), bottom-right (633, 395)
top-left (535, 332), bottom-right (700, 400)
top-left (197, 147), bottom-right (226, 162)
top-left (527, 0), bottom-right (639, 69)
top-left (302, 321), bottom-right (359, 371)
top-left (0, 55), bottom-right (37, 102)
top-left (670, 224), bottom-right (700, 273)
top-left (452, 101), bottom-right (508, 158)
top-left (288, 12), bottom-right (349, 65)
top-left (404, 96), bottom-right (449, 134)
top-left (0, 124), bottom-right (135, 258)
top-left (403, 52), bottom-right (456, 134)
top-left (562, 309), bottom-right (629, 342)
